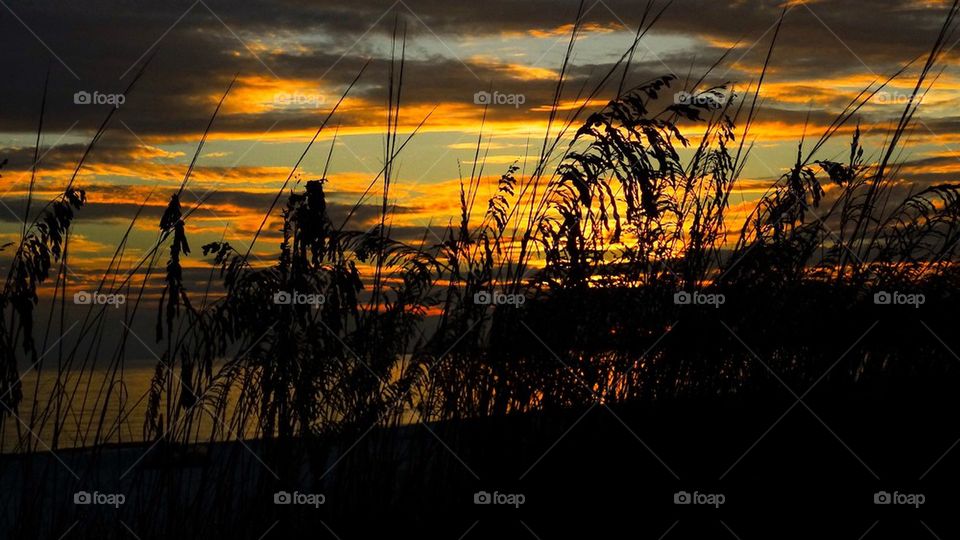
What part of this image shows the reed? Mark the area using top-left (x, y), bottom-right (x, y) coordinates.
top-left (3, 2), bottom-right (960, 537)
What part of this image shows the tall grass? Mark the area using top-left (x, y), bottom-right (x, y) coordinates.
top-left (3, 1), bottom-right (960, 536)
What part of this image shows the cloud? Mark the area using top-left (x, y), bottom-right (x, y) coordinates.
top-left (4, 0), bottom-right (960, 277)
top-left (1, 0), bottom-right (955, 138)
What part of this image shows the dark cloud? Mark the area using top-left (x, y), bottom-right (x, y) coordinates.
top-left (0, 187), bottom-right (423, 230)
top-left (1, 0), bottom-right (955, 139)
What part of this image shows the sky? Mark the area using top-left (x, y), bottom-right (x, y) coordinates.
top-left (2, 0), bottom-right (960, 305)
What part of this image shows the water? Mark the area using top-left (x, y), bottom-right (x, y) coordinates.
top-left (2, 356), bottom-right (419, 452)
top-left (1, 364), bottom-right (209, 452)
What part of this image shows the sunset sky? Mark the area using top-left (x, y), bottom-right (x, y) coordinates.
top-left (2, 0), bottom-right (960, 296)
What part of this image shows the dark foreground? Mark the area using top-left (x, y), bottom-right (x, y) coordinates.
top-left (2, 378), bottom-right (958, 540)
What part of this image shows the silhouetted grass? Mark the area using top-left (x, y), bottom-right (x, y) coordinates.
top-left (3, 1), bottom-right (960, 537)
